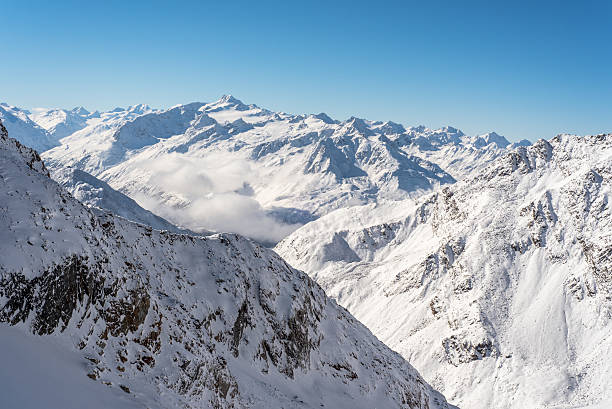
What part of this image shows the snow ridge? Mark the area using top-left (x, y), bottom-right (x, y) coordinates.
top-left (0, 103), bottom-right (59, 152)
top-left (51, 166), bottom-right (195, 234)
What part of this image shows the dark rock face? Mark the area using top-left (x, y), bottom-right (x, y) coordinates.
top-left (0, 256), bottom-right (105, 335)
top-left (442, 336), bottom-right (497, 366)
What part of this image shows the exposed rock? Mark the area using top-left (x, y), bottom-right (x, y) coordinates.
top-left (0, 120), bottom-right (454, 409)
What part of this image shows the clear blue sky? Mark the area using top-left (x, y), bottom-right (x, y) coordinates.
top-left (2, 0), bottom-right (611, 141)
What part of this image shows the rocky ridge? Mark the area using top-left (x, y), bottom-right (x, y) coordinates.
top-left (0, 120), bottom-right (455, 409)
top-left (276, 133), bottom-right (612, 409)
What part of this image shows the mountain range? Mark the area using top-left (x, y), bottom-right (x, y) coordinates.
top-left (4, 96), bottom-right (528, 244)
top-left (1, 95), bottom-right (610, 409)
top-left (0, 119), bottom-right (454, 409)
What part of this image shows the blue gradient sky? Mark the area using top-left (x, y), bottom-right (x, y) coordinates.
top-left (2, 0), bottom-right (611, 141)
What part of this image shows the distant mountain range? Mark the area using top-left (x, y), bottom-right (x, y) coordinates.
top-left (1, 95), bottom-right (610, 409)
top-left (2, 96), bottom-right (529, 244)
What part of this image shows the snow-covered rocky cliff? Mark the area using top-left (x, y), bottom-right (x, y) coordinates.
top-left (276, 134), bottom-right (612, 409)
top-left (0, 120), bottom-right (455, 409)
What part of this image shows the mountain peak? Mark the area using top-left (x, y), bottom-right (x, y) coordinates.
top-left (346, 116), bottom-right (367, 127)
top-left (70, 106), bottom-right (90, 116)
top-left (377, 120), bottom-right (406, 135)
top-left (439, 126), bottom-right (464, 137)
top-left (408, 125), bottom-right (428, 133)
top-left (472, 131), bottom-right (510, 148)
top-left (127, 104), bottom-right (153, 115)
top-left (219, 94), bottom-right (244, 105)
top-left (311, 112), bottom-right (336, 124)
top-left (512, 138), bottom-right (532, 147)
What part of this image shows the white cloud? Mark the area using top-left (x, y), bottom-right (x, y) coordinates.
top-left (132, 152), bottom-right (301, 244)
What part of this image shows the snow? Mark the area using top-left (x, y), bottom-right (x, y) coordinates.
top-left (51, 166), bottom-right (195, 234)
top-left (0, 324), bottom-right (144, 409)
top-left (5, 94), bottom-right (609, 409)
top-left (276, 133), bottom-right (612, 409)
top-left (0, 121), bottom-right (455, 409)
top-left (28, 106), bottom-right (91, 139)
top-left (0, 103), bottom-right (58, 152)
top-left (34, 95), bottom-right (515, 244)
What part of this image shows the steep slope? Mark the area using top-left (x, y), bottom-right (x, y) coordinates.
top-left (0, 324), bottom-right (143, 409)
top-left (51, 166), bottom-right (193, 234)
top-left (41, 96), bottom-right (519, 243)
top-left (276, 134), bottom-right (612, 409)
top-left (0, 121), bottom-right (454, 409)
top-left (0, 103), bottom-right (58, 151)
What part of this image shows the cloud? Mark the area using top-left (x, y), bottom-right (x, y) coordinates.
top-left (131, 152), bottom-right (301, 244)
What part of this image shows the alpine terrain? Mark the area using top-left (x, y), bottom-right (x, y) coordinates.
top-left (13, 96), bottom-right (524, 244)
top-left (51, 166), bottom-right (194, 234)
top-left (4, 94), bottom-right (610, 409)
top-left (4, 0), bottom-right (610, 407)
top-left (0, 120), bottom-right (455, 408)
top-left (276, 134), bottom-right (612, 409)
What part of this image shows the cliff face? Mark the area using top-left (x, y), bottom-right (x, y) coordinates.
top-left (0, 120), bottom-right (454, 409)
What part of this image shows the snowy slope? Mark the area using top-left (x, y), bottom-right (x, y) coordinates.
top-left (37, 104), bottom-right (156, 169)
top-left (51, 166), bottom-right (194, 234)
top-left (0, 103), bottom-right (59, 152)
top-left (0, 120), bottom-right (455, 409)
top-left (276, 134), bottom-right (612, 409)
top-left (25, 105), bottom-right (186, 233)
top-left (0, 324), bottom-right (143, 409)
top-left (40, 96), bottom-right (520, 243)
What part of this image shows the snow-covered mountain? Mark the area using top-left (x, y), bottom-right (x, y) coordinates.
top-left (29, 106), bottom-right (94, 139)
top-left (0, 103), bottom-right (59, 152)
top-left (276, 134), bottom-right (612, 409)
top-left (399, 128), bottom-right (531, 180)
top-left (0, 120), bottom-right (455, 408)
top-left (35, 96), bottom-right (522, 243)
top-left (0, 103), bottom-right (190, 234)
top-left (51, 166), bottom-right (194, 234)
